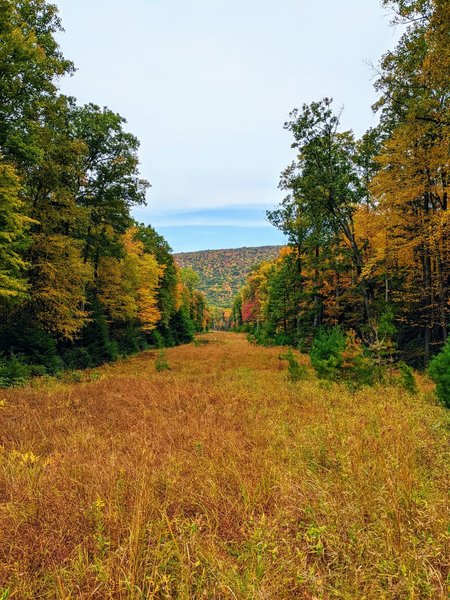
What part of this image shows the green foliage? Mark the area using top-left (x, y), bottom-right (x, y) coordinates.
top-left (367, 308), bottom-right (397, 376)
top-left (147, 329), bottom-right (165, 349)
top-left (310, 327), bottom-right (346, 381)
top-left (79, 302), bottom-right (119, 367)
top-left (428, 341), bottom-right (450, 408)
top-left (341, 330), bottom-right (375, 390)
top-left (0, 0), bottom-right (205, 385)
top-left (169, 310), bottom-right (195, 345)
top-left (0, 324), bottom-right (63, 374)
top-left (0, 162), bottom-right (29, 299)
top-left (280, 349), bottom-right (307, 382)
top-left (62, 347), bottom-right (93, 371)
top-left (0, 587), bottom-right (10, 600)
top-left (155, 349), bottom-right (170, 372)
top-left (0, 354), bottom-right (30, 387)
top-left (398, 362), bottom-right (418, 395)
top-left (311, 328), bottom-right (374, 389)
top-left (111, 322), bottom-right (148, 355)
top-left (193, 337), bottom-right (209, 347)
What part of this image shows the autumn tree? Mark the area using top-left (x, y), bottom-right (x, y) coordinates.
top-left (0, 162), bottom-right (28, 299)
top-left (71, 104), bottom-right (149, 275)
top-left (272, 99), bottom-right (381, 330)
top-left (372, 0), bottom-right (449, 362)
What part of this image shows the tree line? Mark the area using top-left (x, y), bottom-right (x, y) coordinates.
top-left (0, 0), bottom-right (208, 385)
top-left (233, 0), bottom-right (449, 375)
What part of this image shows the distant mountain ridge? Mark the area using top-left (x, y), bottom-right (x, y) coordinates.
top-left (174, 245), bottom-right (282, 308)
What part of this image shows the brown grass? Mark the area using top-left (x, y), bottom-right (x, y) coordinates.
top-left (0, 333), bottom-right (448, 599)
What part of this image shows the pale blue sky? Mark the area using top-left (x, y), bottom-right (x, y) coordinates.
top-left (54, 0), bottom-right (400, 252)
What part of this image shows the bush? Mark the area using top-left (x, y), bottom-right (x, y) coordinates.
top-left (398, 362), bottom-right (418, 395)
top-left (112, 322), bottom-right (147, 355)
top-left (0, 325), bottom-right (63, 375)
top-left (246, 332), bottom-right (256, 344)
top-left (147, 329), bottom-right (165, 349)
top-left (310, 327), bottom-right (346, 381)
top-left (170, 310), bottom-right (195, 345)
top-left (29, 364), bottom-right (48, 377)
top-left (273, 332), bottom-right (295, 347)
top-left (0, 354), bottom-right (31, 387)
top-left (341, 330), bottom-right (375, 389)
top-left (428, 340), bottom-right (450, 408)
top-left (81, 302), bottom-right (118, 366)
top-left (310, 328), bottom-right (376, 389)
top-left (62, 347), bottom-right (94, 370)
top-left (280, 349), bottom-right (307, 382)
top-left (193, 337), bottom-right (209, 347)
top-left (155, 349), bottom-right (170, 372)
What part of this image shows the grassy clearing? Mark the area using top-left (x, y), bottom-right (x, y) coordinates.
top-left (0, 333), bottom-right (448, 599)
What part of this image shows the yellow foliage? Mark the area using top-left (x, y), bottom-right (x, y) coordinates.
top-left (137, 252), bottom-right (164, 331)
top-left (98, 228), bottom-right (164, 331)
top-left (31, 234), bottom-right (93, 339)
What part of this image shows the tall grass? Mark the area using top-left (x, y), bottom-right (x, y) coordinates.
top-left (0, 334), bottom-right (448, 598)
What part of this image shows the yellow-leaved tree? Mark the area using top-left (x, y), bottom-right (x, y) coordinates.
top-left (0, 162), bottom-right (29, 299)
top-left (98, 228), bottom-right (164, 332)
top-left (29, 234), bottom-right (93, 339)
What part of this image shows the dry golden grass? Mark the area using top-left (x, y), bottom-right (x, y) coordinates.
top-left (0, 333), bottom-right (448, 599)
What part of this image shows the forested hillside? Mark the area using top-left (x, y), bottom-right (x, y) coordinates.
top-left (175, 246), bottom-right (282, 307)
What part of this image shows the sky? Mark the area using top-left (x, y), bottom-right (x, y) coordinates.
top-left (53, 0), bottom-right (401, 252)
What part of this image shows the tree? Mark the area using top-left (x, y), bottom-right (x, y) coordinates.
top-left (71, 104), bottom-right (150, 276)
top-left (27, 233), bottom-right (93, 339)
top-left (0, 0), bottom-right (73, 166)
top-left (275, 98), bottom-right (378, 326)
top-left (372, 0), bottom-right (449, 362)
top-left (0, 162), bottom-right (29, 298)
top-left (135, 223), bottom-right (179, 328)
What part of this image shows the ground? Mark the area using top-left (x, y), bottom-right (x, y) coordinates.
top-left (0, 333), bottom-right (448, 599)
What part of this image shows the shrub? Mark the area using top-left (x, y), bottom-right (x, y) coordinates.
top-left (193, 337), bottom-right (209, 347)
top-left (274, 332), bottom-right (295, 347)
top-left (310, 328), bottom-right (376, 389)
top-left (148, 329), bottom-right (165, 349)
top-left (169, 310), bottom-right (195, 345)
top-left (0, 325), bottom-right (63, 375)
top-left (112, 322), bottom-right (147, 355)
top-left (280, 348), bottom-right (307, 382)
top-left (428, 340), bottom-right (450, 408)
top-left (81, 302), bottom-right (118, 366)
top-left (366, 308), bottom-right (397, 379)
top-left (246, 333), bottom-right (256, 345)
top-left (341, 330), bottom-right (374, 389)
top-left (398, 362), bottom-right (418, 395)
top-left (29, 364), bottom-right (48, 377)
top-left (0, 354), bottom-right (31, 387)
top-left (155, 349), bottom-right (170, 372)
top-left (62, 347), bottom-right (94, 370)
top-left (310, 327), bottom-right (346, 381)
